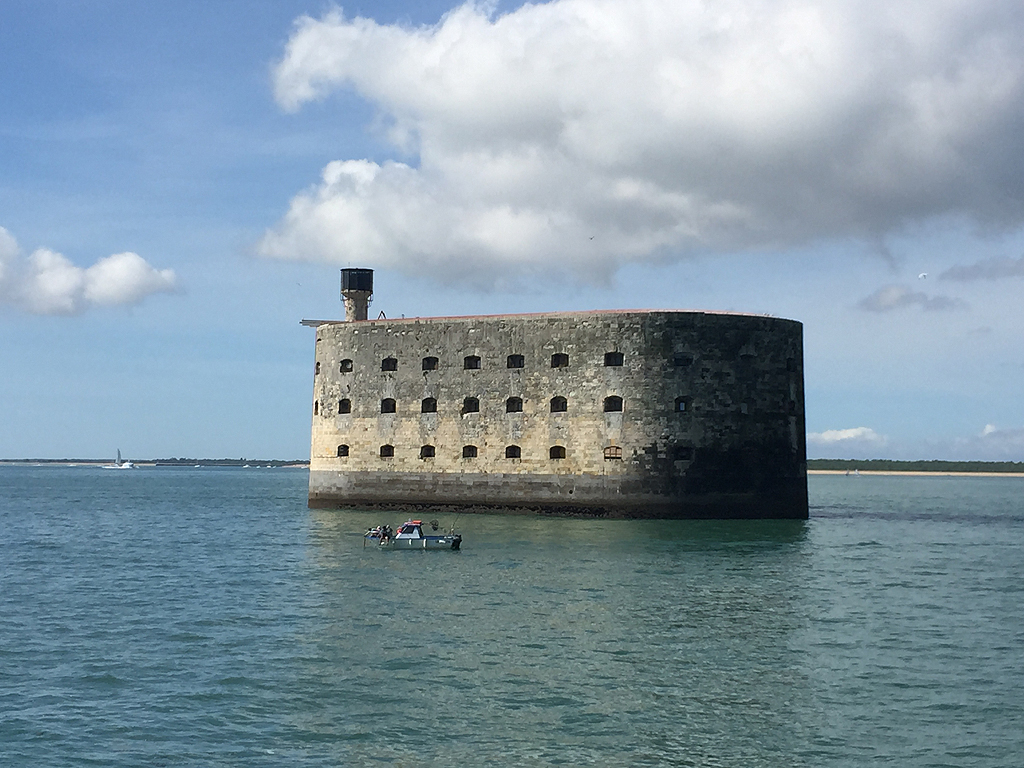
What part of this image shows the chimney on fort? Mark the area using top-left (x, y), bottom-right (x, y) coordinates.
top-left (340, 268), bottom-right (373, 322)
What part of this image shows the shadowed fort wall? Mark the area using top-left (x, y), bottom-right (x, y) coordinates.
top-left (308, 311), bottom-right (807, 518)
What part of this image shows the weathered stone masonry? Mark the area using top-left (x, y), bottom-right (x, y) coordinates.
top-left (308, 310), bottom-right (808, 519)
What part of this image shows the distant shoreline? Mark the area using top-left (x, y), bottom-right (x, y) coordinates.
top-left (3, 460), bottom-right (1020, 477)
top-left (809, 469), bottom-right (1024, 478)
top-left (807, 458), bottom-right (1024, 474)
top-left (0, 459), bottom-right (310, 467)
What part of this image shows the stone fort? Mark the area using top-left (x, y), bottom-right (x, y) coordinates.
top-left (304, 269), bottom-right (807, 519)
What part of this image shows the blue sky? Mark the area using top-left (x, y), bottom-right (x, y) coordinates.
top-left (3, 0), bottom-right (1024, 461)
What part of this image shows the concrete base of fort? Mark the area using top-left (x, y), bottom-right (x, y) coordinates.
top-left (308, 470), bottom-right (809, 520)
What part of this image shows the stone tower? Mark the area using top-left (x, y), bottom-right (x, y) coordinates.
top-left (340, 268), bottom-right (373, 322)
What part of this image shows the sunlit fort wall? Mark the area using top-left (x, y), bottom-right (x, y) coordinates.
top-left (304, 269), bottom-right (808, 519)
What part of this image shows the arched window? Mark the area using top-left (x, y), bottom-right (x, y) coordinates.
top-left (603, 396), bottom-right (623, 412)
top-left (381, 356), bottom-right (398, 371)
top-left (380, 398), bottom-right (396, 414)
top-left (314, 361), bottom-right (321, 375)
top-left (462, 397), bottom-right (479, 414)
top-left (313, 400), bottom-right (319, 415)
top-left (549, 446), bottom-right (566, 459)
top-left (506, 397), bottom-right (523, 413)
top-left (462, 445), bottom-right (478, 458)
top-left (338, 399), bottom-right (351, 414)
top-left (551, 353), bottom-right (569, 368)
top-left (505, 445), bottom-right (521, 459)
top-left (604, 351), bottom-right (623, 367)
top-left (422, 356), bottom-right (438, 371)
top-left (340, 358), bottom-right (353, 372)
top-left (550, 396), bottom-right (567, 413)
top-left (336, 444), bottom-right (349, 457)
top-left (421, 397), bottom-right (437, 413)
top-left (603, 446), bottom-right (622, 460)
top-left (507, 354), bottom-right (524, 369)
top-left (464, 355), bottom-right (481, 370)
top-left (675, 396), bottom-right (691, 412)
top-left (379, 444), bottom-right (394, 458)
top-left (419, 445), bottom-right (435, 459)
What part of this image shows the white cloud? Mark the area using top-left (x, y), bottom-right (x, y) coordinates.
top-left (950, 423), bottom-right (1024, 459)
top-left (0, 226), bottom-right (178, 316)
top-left (808, 426), bottom-right (888, 458)
top-left (83, 252), bottom-right (178, 306)
top-left (0, 227), bottom-right (18, 289)
top-left (857, 284), bottom-right (961, 312)
top-left (808, 427), bottom-right (887, 445)
top-left (262, 1), bottom-right (1024, 282)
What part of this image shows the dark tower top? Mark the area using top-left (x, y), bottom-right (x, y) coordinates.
top-left (340, 268), bottom-right (373, 321)
top-left (341, 269), bottom-right (373, 293)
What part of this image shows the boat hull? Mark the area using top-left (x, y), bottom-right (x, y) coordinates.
top-left (390, 535), bottom-right (461, 550)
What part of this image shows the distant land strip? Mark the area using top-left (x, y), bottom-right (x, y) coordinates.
top-left (808, 459), bottom-right (1024, 474)
top-left (0, 458), bottom-right (310, 467)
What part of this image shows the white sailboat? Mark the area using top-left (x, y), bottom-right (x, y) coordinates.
top-left (102, 449), bottom-right (135, 470)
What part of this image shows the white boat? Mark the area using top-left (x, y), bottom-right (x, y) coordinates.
top-left (102, 449), bottom-right (135, 470)
top-left (365, 520), bottom-right (462, 550)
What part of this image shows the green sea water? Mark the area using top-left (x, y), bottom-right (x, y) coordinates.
top-left (1, 467), bottom-right (1021, 766)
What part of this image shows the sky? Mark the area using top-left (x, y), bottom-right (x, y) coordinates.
top-left (3, 0), bottom-right (1024, 461)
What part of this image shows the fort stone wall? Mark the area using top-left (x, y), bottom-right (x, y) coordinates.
top-left (307, 310), bottom-right (807, 518)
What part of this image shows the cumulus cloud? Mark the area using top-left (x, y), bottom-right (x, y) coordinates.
top-left (953, 423), bottom-right (1024, 459)
top-left (858, 284), bottom-right (962, 312)
top-left (808, 427), bottom-right (887, 446)
top-left (261, 0), bottom-right (1024, 281)
top-left (0, 227), bottom-right (178, 315)
top-left (940, 254), bottom-right (1024, 281)
top-left (808, 426), bottom-right (888, 458)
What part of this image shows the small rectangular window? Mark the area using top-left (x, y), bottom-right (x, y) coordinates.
top-left (462, 445), bottom-right (478, 458)
top-left (507, 354), bottom-right (524, 369)
top-left (671, 446), bottom-right (693, 461)
top-left (604, 351), bottom-right (624, 367)
top-left (464, 355), bottom-right (481, 370)
top-left (422, 356), bottom-right (439, 371)
top-left (340, 359), bottom-right (353, 372)
top-left (381, 357), bottom-right (398, 371)
top-left (673, 355), bottom-right (693, 368)
top-left (603, 396), bottom-right (623, 412)
top-left (603, 446), bottom-right (622, 460)
top-left (551, 353), bottom-right (569, 368)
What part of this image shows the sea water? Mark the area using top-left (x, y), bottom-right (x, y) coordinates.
top-left (1, 467), bottom-right (1022, 767)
